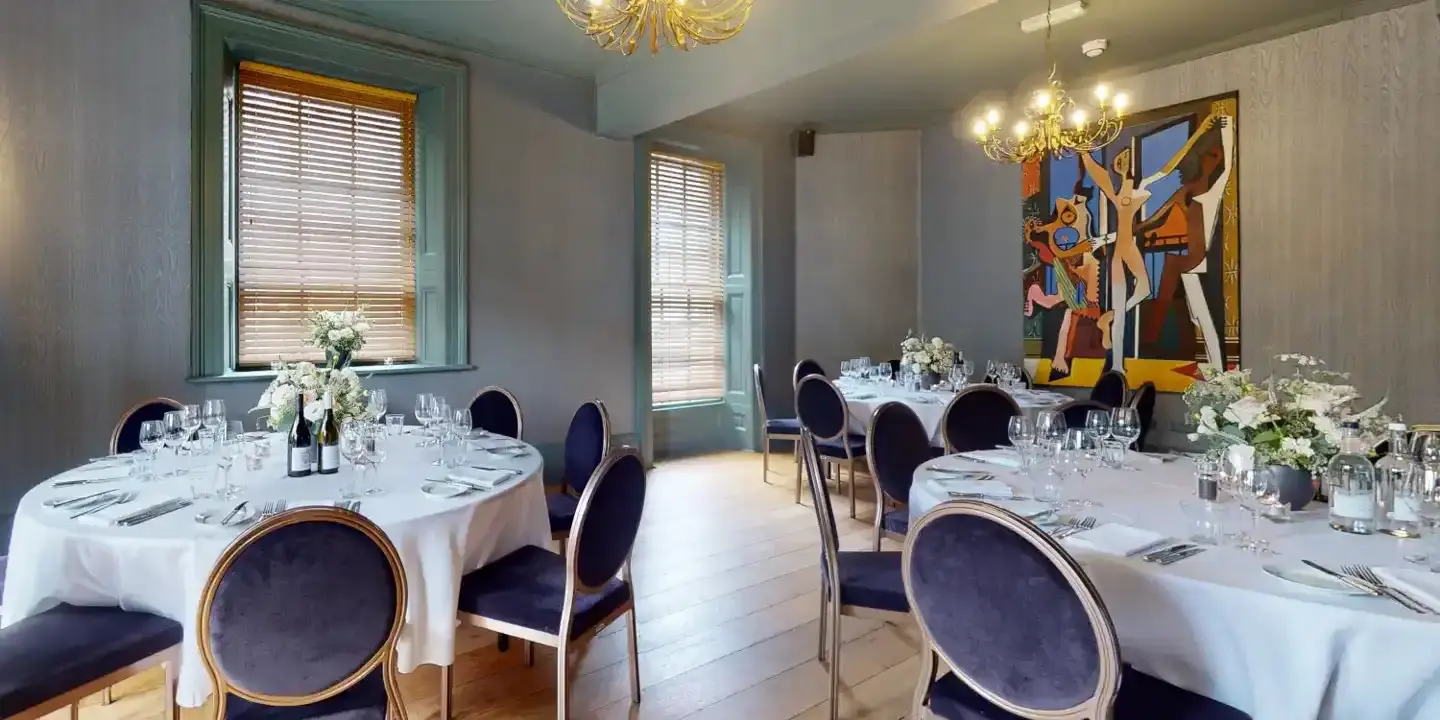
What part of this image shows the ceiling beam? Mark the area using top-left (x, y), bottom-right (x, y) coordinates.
top-left (594, 0), bottom-right (999, 138)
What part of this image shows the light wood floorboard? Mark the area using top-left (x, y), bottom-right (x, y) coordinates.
top-left (38, 451), bottom-right (917, 720)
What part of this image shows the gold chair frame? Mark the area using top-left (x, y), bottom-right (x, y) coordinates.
top-left (904, 501), bottom-right (1123, 720)
top-left (800, 431), bottom-right (910, 720)
top-left (195, 508), bottom-right (409, 720)
top-left (864, 402), bottom-right (921, 551)
top-left (467, 385), bottom-right (525, 441)
top-left (796, 374), bottom-right (862, 519)
top-left (441, 448), bottom-right (643, 720)
top-left (108, 397), bottom-right (184, 455)
top-left (753, 364), bottom-right (803, 501)
top-left (552, 399), bottom-right (612, 548)
top-left (940, 384), bottom-right (1022, 454)
top-left (5, 647), bottom-right (180, 720)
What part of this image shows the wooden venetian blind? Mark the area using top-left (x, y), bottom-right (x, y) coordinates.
top-left (650, 151), bottom-right (726, 405)
top-left (235, 61), bottom-right (417, 367)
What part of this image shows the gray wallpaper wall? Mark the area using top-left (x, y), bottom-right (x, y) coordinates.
top-left (0, 0), bottom-right (635, 543)
top-left (796, 131), bottom-right (920, 375)
top-left (920, 2), bottom-right (1440, 446)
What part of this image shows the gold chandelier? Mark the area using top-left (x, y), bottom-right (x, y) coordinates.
top-left (556, 0), bottom-right (753, 56)
top-left (971, 1), bottom-right (1128, 164)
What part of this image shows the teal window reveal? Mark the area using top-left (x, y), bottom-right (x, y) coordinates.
top-left (191, 3), bottom-right (468, 379)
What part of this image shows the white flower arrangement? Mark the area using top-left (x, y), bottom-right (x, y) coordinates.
top-left (303, 308), bottom-right (371, 364)
top-left (1182, 353), bottom-right (1390, 472)
top-left (900, 330), bottom-right (959, 376)
top-left (254, 361), bottom-right (370, 430)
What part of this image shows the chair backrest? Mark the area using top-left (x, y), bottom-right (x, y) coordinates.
top-left (198, 508), bottom-right (405, 714)
top-left (1127, 382), bottom-right (1157, 451)
top-left (799, 431), bottom-right (841, 599)
top-left (110, 397), bottom-right (184, 454)
top-left (752, 364), bottom-right (773, 423)
top-left (1090, 370), bottom-right (1127, 408)
top-left (866, 402), bottom-right (930, 504)
top-left (568, 448), bottom-right (647, 598)
top-left (793, 358), bottom-right (826, 389)
top-left (564, 399), bottom-right (611, 494)
top-left (469, 386), bottom-right (523, 440)
top-left (941, 385), bottom-right (1021, 453)
top-left (905, 502), bottom-right (1122, 719)
top-left (887, 359), bottom-right (901, 376)
top-left (1020, 368), bottom-right (1035, 389)
top-left (795, 374), bottom-right (848, 441)
top-left (1054, 399), bottom-right (1112, 431)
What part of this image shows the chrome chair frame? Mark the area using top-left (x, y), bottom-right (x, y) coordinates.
top-left (108, 397), bottom-right (183, 455)
top-left (940, 384), bottom-right (1022, 454)
top-left (801, 431), bottom-right (910, 720)
top-left (904, 501), bottom-right (1123, 720)
top-left (468, 385), bottom-right (525, 440)
top-left (553, 399), bottom-right (612, 547)
top-left (754, 363), bottom-right (803, 501)
top-left (864, 402), bottom-right (923, 551)
top-left (796, 374), bottom-right (862, 519)
top-left (195, 507), bottom-right (408, 720)
top-left (443, 448), bottom-right (643, 720)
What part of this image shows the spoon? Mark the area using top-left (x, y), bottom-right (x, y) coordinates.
top-left (70, 492), bottom-right (137, 520)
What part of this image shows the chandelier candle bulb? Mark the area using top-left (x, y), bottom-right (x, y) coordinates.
top-left (1071, 110), bottom-right (1086, 126)
top-left (1095, 84), bottom-right (1110, 102)
top-left (1114, 92), bottom-right (1130, 112)
top-left (973, 120), bottom-right (990, 137)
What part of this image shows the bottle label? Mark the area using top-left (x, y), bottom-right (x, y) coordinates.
top-left (290, 447), bottom-right (312, 473)
top-left (1331, 490), bottom-right (1374, 520)
top-left (1394, 496), bottom-right (1422, 523)
top-left (320, 445), bottom-right (340, 472)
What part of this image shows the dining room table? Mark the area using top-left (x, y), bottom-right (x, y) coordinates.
top-left (838, 380), bottom-right (1070, 447)
top-left (0, 428), bottom-right (549, 708)
top-left (909, 450), bottom-right (1440, 720)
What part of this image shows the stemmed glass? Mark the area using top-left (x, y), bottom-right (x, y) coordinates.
top-left (1406, 444), bottom-right (1440, 566)
top-left (339, 420), bottom-right (368, 500)
top-left (1007, 416), bottom-right (1037, 470)
top-left (369, 389), bottom-right (388, 422)
top-left (1234, 468), bottom-right (1279, 554)
top-left (161, 411), bottom-right (189, 477)
top-left (1110, 407), bottom-right (1142, 469)
top-left (138, 420), bottom-right (164, 480)
top-left (362, 429), bottom-right (388, 496)
top-left (1035, 410), bottom-right (1067, 446)
top-left (414, 393), bottom-right (435, 446)
top-left (1062, 428), bottom-right (1098, 507)
top-left (201, 399), bottom-right (226, 435)
top-left (1033, 438), bottom-right (1068, 513)
top-left (1084, 410), bottom-right (1111, 448)
top-left (181, 405), bottom-right (202, 455)
top-left (214, 421), bottom-right (245, 500)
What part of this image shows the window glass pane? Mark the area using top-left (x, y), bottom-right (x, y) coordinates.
top-left (650, 151), bottom-right (725, 405)
top-left (234, 61), bottom-right (417, 367)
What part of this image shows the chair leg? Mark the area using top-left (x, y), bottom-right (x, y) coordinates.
top-left (101, 687), bottom-right (112, 705)
top-left (762, 433), bottom-right (771, 482)
top-left (828, 602), bottom-right (843, 720)
top-left (440, 664), bottom-right (453, 720)
top-left (816, 588), bottom-right (828, 662)
top-left (165, 661), bottom-right (179, 720)
top-left (524, 640), bottom-right (535, 667)
top-left (626, 607), bottom-right (642, 704)
top-left (68, 705), bottom-right (78, 720)
top-left (848, 459), bottom-right (857, 519)
top-left (795, 450), bottom-right (804, 505)
top-left (557, 643), bottom-right (573, 719)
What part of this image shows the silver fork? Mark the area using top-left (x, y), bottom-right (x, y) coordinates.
top-left (1343, 564), bottom-right (1434, 614)
top-left (256, 500), bottom-right (275, 521)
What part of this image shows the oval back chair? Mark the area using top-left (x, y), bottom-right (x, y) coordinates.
top-left (793, 358), bottom-right (826, 389)
top-left (1053, 399), bottom-right (1113, 433)
top-left (549, 400), bottom-right (612, 546)
top-left (1127, 382), bottom-right (1157, 451)
top-left (110, 397), bottom-right (184, 454)
top-left (941, 386), bottom-right (1022, 453)
top-left (865, 401), bottom-right (930, 550)
top-left (796, 374), bottom-right (865, 519)
top-left (755, 364), bottom-right (804, 500)
top-left (468, 386), bottom-right (523, 440)
top-left (1090, 370), bottom-right (1128, 408)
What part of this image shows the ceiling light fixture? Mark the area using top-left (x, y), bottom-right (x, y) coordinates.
top-left (971, 0), bottom-right (1127, 164)
top-left (556, 0), bottom-right (753, 56)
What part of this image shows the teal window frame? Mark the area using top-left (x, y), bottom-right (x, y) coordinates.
top-left (190, 3), bottom-right (469, 380)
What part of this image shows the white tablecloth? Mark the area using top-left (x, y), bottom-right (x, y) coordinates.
top-left (840, 382), bottom-right (1068, 446)
top-left (909, 455), bottom-right (1440, 720)
top-left (1, 431), bottom-right (549, 707)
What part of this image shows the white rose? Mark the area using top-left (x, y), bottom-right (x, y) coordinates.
top-left (340, 327), bottom-right (355, 339)
top-left (354, 322), bottom-right (370, 334)
top-left (1223, 396), bottom-right (1272, 429)
top-left (328, 329), bottom-right (344, 342)
top-left (304, 400), bottom-right (325, 423)
top-left (1227, 444), bottom-right (1255, 471)
top-left (1281, 436), bottom-right (1315, 458)
top-left (931, 337), bottom-right (944, 348)
top-left (1310, 415), bottom-right (1340, 446)
top-left (1198, 406), bottom-right (1219, 431)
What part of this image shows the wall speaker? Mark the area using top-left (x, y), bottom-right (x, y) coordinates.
top-left (796, 129), bottom-right (816, 157)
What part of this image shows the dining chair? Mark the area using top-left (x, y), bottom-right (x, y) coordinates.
top-left (1128, 381), bottom-right (1157, 451)
top-left (793, 358), bottom-right (826, 389)
top-left (754, 364), bottom-right (803, 495)
top-left (468, 385), bottom-right (524, 440)
top-left (904, 501), bottom-right (1249, 719)
top-left (865, 402), bottom-right (930, 550)
top-left (796, 374), bottom-right (867, 518)
top-left (196, 506), bottom-right (407, 720)
top-left (444, 448), bottom-right (645, 720)
top-left (0, 603), bottom-right (181, 720)
top-left (1054, 399), bottom-right (1112, 431)
top-left (110, 397), bottom-right (184, 454)
top-left (800, 430), bottom-right (909, 720)
top-left (548, 399), bottom-right (611, 553)
top-left (1090, 369), bottom-right (1128, 408)
top-left (941, 385), bottom-right (1022, 453)
top-left (886, 358), bottom-right (901, 376)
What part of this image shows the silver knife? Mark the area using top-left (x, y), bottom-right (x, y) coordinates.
top-left (1125, 537), bottom-right (1177, 558)
top-left (53, 476), bottom-right (128, 488)
top-left (1301, 560), bottom-right (1381, 596)
top-left (1158, 547), bottom-right (1207, 565)
top-left (219, 501), bottom-right (249, 526)
top-left (1142, 543), bottom-right (1194, 562)
top-left (117, 499), bottom-right (193, 526)
top-left (46, 489), bottom-right (117, 508)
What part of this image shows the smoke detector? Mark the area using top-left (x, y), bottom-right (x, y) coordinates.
top-left (1082, 39), bottom-right (1109, 58)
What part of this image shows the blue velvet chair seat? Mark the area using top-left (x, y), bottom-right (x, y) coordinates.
top-left (458, 545), bottom-right (631, 639)
top-left (882, 509), bottom-right (909, 535)
top-left (929, 666), bottom-right (1249, 720)
top-left (224, 670), bottom-right (387, 720)
top-left (546, 492), bottom-right (579, 535)
top-left (816, 434), bottom-right (867, 459)
top-left (0, 604), bottom-right (181, 717)
top-left (835, 551), bottom-right (907, 612)
top-left (766, 417), bottom-right (802, 434)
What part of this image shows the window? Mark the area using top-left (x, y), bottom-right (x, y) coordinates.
top-left (650, 151), bottom-right (726, 406)
top-left (191, 3), bottom-right (468, 380)
top-left (234, 62), bottom-right (417, 367)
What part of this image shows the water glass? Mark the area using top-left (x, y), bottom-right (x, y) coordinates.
top-left (339, 421), bottom-right (367, 500)
top-left (216, 421), bottom-right (245, 499)
top-left (1099, 440), bottom-right (1126, 469)
top-left (385, 413), bottom-right (405, 436)
top-left (138, 420), bottom-right (164, 479)
top-left (1180, 499), bottom-right (1226, 546)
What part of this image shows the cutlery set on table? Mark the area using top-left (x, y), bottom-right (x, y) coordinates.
top-left (46, 489), bottom-right (192, 526)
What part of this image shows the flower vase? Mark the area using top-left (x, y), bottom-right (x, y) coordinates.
top-left (920, 371), bottom-right (939, 390)
top-left (326, 348), bottom-right (352, 370)
top-left (1257, 464), bottom-right (1314, 512)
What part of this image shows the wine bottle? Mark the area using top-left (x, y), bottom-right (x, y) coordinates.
top-left (287, 393), bottom-right (313, 477)
top-left (316, 390), bottom-right (341, 475)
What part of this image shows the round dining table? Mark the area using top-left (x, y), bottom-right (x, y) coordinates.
top-left (0, 429), bottom-right (549, 707)
top-left (839, 381), bottom-right (1070, 446)
top-left (909, 451), bottom-right (1440, 720)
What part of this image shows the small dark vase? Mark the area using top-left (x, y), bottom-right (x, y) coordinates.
top-left (920, 371), bottom-right (940, 390)
top-left (325, 348), bottom-right (352, 370)
top-left (1257, 464), bottom-right (1315, 511)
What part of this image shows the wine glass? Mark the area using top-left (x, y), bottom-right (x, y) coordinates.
top-left (201, 399), bottom-right (226, 434)
top-left (369, 389), bottom-right (388, 422)
top-left (161, 411), bottom-right (188, 477)
top-left (1111, 407), bottom-right (1142, 467)
top-left (1033, 438), bottom-right (1068, 513)
top-left (1406, 444), bottom-right (1440, 566)
top-left (1084, 410), bottom-right (1111, 447)
top-left (1240, 468), bottom-right (1279, 554)
top-left (1035, 410), bottom-right (1067, 445)
top-left (362, 430), bottom-right (388, 496)
top-left (1007, 416), bottom-right (1036, 469)
top-left (339, 420), bottom-right (367, 500)
top-left (181, 405), bottom-right (202, 455)
top-left (138, 420), bottom-right (164, 480)
top-left (215, 421), bottom-right (245, 499)
top-left (1061, 428), bottom-right (1099, 507)
top-left (453, 408), bottom-right (473, 438)
top-left (414, 393), bottom-right (434, 446)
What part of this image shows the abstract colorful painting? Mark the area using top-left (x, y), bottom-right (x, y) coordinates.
top-left (1022, 92), bottom-right (1240, 393)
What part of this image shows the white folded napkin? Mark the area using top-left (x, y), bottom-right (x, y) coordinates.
top-left (443, 467), bottom-right (513, 489)
top-left (76, 494), bottom-right (169, 527)
top-left (1373, 567), bottom-right (1440, 610)
top-left (1063, 523), bottom-right (1166, 557)
top-left (931, 477), bottom-right (1015, 498)
top-left (956, 450), bottom-right (1024, 469)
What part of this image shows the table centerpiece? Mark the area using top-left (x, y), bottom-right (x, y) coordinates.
top-left (901, 331), bottom-right (959, 390)
top-left (254, 361), bottom-right (370, 431)
top-left (304, 308), bottom-right (371, 370)
top-left (1183, 352), bottom-right (1390, 511)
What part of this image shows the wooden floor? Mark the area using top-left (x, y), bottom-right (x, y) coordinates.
top-left (53, 451), bottom-right (921, 720)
